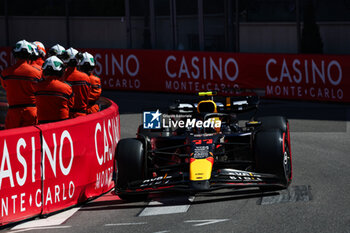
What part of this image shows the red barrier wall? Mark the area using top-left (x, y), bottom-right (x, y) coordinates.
top-left (0, 99), bottom-right (120, 226)
top-left (1, 47), bottom-right (349, 102)
top-left (0, 127), bottom-right (42, 226)
top-left (84, 49), bottom-right (349, 102)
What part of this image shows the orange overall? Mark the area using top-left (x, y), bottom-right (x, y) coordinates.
top-left (0, 60), bottom-right (42, 129)
top-left (32, 58), bottom-right (45, 68)
top-left (34, 77), bottom-right (74, 124)
top-left (64, 67), bottom-right (91, 118)
top-left (87, 73), bottom-right (101, 114)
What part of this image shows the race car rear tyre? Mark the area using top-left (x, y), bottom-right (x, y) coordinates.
top-left (115, 138), bottom-right (148, 201)
top-left (256, 116), bottom-right (292, 170)
top-left (254, 129), bottom-right (292, 190)
top-left (255, 116), bottom-right (287, 132)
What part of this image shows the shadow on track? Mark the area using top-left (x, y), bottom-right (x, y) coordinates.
top-left (79, 189), bottom-right (278, 212)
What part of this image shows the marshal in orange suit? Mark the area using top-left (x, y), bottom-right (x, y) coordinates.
top-left (0, 40), bottom-right (42, 129)
top-left (34, 56), bottom-right (74, 124)
top-left (78, 52), bottom-right (101, 114)
top-left (63, 48), bottom-right (91, 118)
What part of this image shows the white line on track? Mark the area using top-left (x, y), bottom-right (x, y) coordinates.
top-left (185, 219), bottom-right (230, 226)
top-left (105, 222), bottom-right (148, 226)
top-left (11, 207), bottom-right (80, 230)
top-left (9, 226), bottom-right (72, 233)
top-left (139, 195), bottom-right (195, 216)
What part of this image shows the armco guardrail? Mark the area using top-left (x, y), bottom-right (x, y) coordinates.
top-left (0, 98), bottom-right (120, 226)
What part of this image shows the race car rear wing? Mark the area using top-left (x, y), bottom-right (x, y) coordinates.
top-left (169, 89), bottom-right (262, 114)
top-left (169, 96), bottom-right (259, 114)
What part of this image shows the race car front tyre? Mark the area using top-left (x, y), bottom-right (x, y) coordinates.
top-left (254, 129), bottom-right (292, 191)
top-left (115, 138), bottom-right (148, 201)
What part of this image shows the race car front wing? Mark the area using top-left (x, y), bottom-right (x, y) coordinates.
top-left (116, 169), bottom-right (285, 195)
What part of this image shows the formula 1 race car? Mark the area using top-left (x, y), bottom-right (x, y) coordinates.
top-left (114, 90), bottom-right (292, 200)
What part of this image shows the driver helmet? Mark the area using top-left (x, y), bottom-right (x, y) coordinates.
top-left (78, 52), bottom-right (95, 73)
top-left (13, 40), bottom-right (34, 60)
top-left (48, 44), bottom-right (66, 60)
top-left (33, 41), bottom-right (46, 58)
top-left (42, 56), bottom-right (66, 78)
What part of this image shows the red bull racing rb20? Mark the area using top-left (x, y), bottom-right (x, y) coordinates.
top-left (114, 91), bottom-right (292, 200)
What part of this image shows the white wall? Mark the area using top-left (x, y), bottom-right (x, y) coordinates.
top-left (319, 22), bottom-right (350, 54)
top-left (155, 16), bottom-right (172, 50)
top-left (240, 22), bottom-right (298, 54)
top-left (1, 16), bottom-right (350, 54)
top-left (7, 16), bottom-right (67, 48)
top-left (70, 17), bottom-right (127, 49)
top-left (0, 17), bottom-right (6, 46)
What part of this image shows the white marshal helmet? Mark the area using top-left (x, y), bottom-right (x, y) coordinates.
top-left (48, 44), bottom-right (66, 57)
top-left (79, 52), bottom-right (95, 67)
top-left (42, 56), bottom-right (66, 77)
top-left (13, 40), bottom-right (34, 59)
top-left (63, 47), bottom-right (80, 65)
top-left (78, 52), bottom-right (95, 73)
top-left (33, 41), bottom-right (46, 58)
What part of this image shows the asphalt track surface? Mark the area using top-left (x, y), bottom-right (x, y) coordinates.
top-left (3, 91), bottom-right (350, 233)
